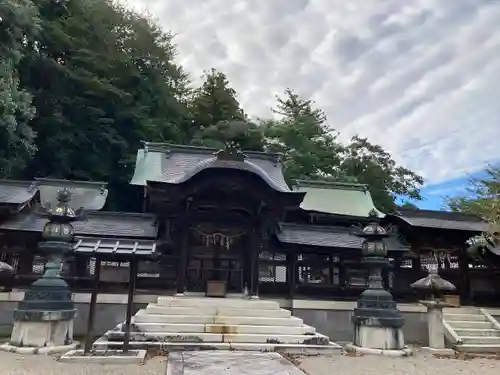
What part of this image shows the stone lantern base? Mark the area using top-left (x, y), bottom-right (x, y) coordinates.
top-left (347, 289), bottom-right (413, 357)
top-left (0, 309), bottom-right (78, 355)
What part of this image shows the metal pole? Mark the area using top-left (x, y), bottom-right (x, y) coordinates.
top-left (84, 258), bottom-right (101, 354)
top-left (122, 258), bottom-right (137, 353)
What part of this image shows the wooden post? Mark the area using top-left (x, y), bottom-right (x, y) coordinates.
top-left (459, 245), bottom-right (471, 305)
top-left (176, 200), bottom-right (191, 295)
top-left (288, 251), bottom-right (297, 298)
top-left (84, 257), bottom-right (101, 354)
top-left (123, 258), bottom-right (138, 353)
top-left (176, 226), bottom-right (188, 295)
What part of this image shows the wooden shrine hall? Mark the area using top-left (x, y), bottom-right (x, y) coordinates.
top-left (0, 142), bottom-right (499, 305)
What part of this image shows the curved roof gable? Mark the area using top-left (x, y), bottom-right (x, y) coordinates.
top-left (130, 142), bottom-right (294, 193)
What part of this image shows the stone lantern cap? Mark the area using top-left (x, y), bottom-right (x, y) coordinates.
top-left (411, 268), bottom-right (456, 292)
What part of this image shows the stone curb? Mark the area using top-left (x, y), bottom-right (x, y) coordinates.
top-left (58, 349), bottom-right (147, 364)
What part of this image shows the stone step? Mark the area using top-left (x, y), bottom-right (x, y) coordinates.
top-left (456, 344), bottom-right (500, 354)
top-left (443, 307), bottom-right (481, 314)
top-left (156, 297), bottom-right (280, 310)
top-left (444, 314), bottom-right (488, 322)
top-left (447, 321), bottom-right (494, 329)
top-left (92, 339), bottom-right (343, 355)
top-left (144, 305), bottom-right (292, 318)
top-left (105, 330), bottom-right (329, 345)
top-left (133, 314), bottom-right (304, 326)
top-left (460, 336), bottom-right (500, 345)
top-left (128, 322), bottom-right (316, 335)
top-left (454, 328), bottom-right (500, 337)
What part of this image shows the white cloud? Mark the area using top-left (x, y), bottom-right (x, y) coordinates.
top-left (123, 0), bottom-right (500, 184)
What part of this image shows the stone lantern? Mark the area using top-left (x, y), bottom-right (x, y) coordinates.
top-left (411, 266), bottom-right (456, 354)
top-left (6, 188), bottom-right (86, 354)
top-left (346, 210), bottom-right (411, 356)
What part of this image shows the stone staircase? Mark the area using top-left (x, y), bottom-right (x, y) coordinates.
top-left (444, 307), bottom-right (500, 353)
top-left (93, 296), bottom-right (342, 354)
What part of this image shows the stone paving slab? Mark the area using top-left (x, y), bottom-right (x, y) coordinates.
top-left (166, 351), bottom-right (306, 375)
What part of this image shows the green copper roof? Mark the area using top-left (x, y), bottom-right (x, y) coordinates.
top-left (130, 142), bottom-right (295, 193)
top-left (294, 180), bottom-right (385, 218)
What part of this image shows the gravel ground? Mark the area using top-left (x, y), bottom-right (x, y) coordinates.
top-left (0, 351), bottom-right (166, 375)
top-left (1, 350), bottom-right (499, 375)
top-left (297, 351), bottom-right (499, 375)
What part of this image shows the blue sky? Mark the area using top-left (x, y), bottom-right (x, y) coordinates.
top-left (403, 169), bottom-right (492, 210)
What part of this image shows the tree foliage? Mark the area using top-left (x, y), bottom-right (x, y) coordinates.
top-left (189, 69), bottom-right (264, 150)
top-left (0, 0), bottom-right (39, 177)
top-left (340, 136), bottom-right (424, 212)
top-left (446, 166), bottom-right (500, 231)
top-left (262, 89), bottom-right (344, 182)
top-left (445, 166), bottom-right (500, 260)
top-left (262, 89), bottom-right (423, 211)
top-left (16, 0), bottom-right (190, 209)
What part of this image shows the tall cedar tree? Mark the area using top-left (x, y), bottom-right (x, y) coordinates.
top-left (0, 0), bottom-right (39, 178)
top-left (190, 69), bottom-right (264, 150)
top-left (19, 0), bottom-right (190, 210)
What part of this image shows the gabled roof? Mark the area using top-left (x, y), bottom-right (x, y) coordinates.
top-left (293, 180), bottom-right (385, 218)
top-left (390, 208), bottom-right (491, 232)
top-left (276, 222), bottom-right (407, 251)
top-left (0, 180), bottom-right (38, 207)
top-left (0, 211), bottom-right (158, 239)
top-left (130, 143), bottom-right (294, 193)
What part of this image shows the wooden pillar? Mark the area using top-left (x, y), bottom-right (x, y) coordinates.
top-left (459, 245), bottom-right (471, 305)
top-left (123, 258), bottom-right (138, 353)
top-left (84, 257), bottom-right (101, 354)
top-left (176, 199), bottom-right (191, 295)
top-left (287, 251), bottom-right (297, 298)
top-left (249, 222), bottom-right (260, 297)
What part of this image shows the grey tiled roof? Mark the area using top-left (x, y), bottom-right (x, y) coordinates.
top-left (0, 180), bottom-right (38, 205)
top-left (73, 236), bottom-right (157, 256)
top-left (130, 143), bottom-right (293, 192)
top-left (36, 178), bottom-right (108, 211)
top-left (393, 208), bottom-right (491, 232)
top-left (0, 211), bottom-right (158, 239)
top-left (276, 223), bottom-right (408, 251)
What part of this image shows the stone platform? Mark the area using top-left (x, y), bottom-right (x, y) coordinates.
top-left (94, 296), bottom-right (342, 354)
top-left (166, 351), bottom-right (306, 375)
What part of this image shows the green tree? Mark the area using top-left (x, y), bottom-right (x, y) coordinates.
top-left (446, 166), bottom-right (500, 230)
top-left (263, 89), bottom-right (424, 211)
top-left (0, 0), bottom-right (39, 178)
top-left (340, 136), bottom-right (424, 212)
top-left (398, 201), bottom-right (420, 210)
top-left (262, 88), bottom-right (344, 182)
top-left (189, 69), bottom-right (263, 149)
top-left (446, 166), bottom-right (500, 259)
top-left (20, 0), bottom-right (190, 210)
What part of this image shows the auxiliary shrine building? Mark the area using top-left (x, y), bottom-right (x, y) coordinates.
top-left (0, 143), bottom-right (499, 305)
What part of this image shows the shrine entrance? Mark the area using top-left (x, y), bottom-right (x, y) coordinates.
top-left (186, 223), bottom-right (249, 294)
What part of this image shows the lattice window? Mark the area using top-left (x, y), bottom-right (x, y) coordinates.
top-left (32, 256), bottom-right (45, 274)
top-left (297, 254), bottom-right (339, 285)
top-left (259, 264), bottom-right (287, 283)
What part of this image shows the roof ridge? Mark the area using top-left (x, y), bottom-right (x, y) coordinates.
top-left (279, 222), bottom-right (354, 233)
top-left (141, 142), bottom-right (282, 162)
top-left (88, 211), bottom-right (157, 220)
top-left (35, 178), bottom-right (107, 188)
top-left (0, 179), bottom-right (37, 187)
top-left (295, 179), bottom-right (368, 191)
